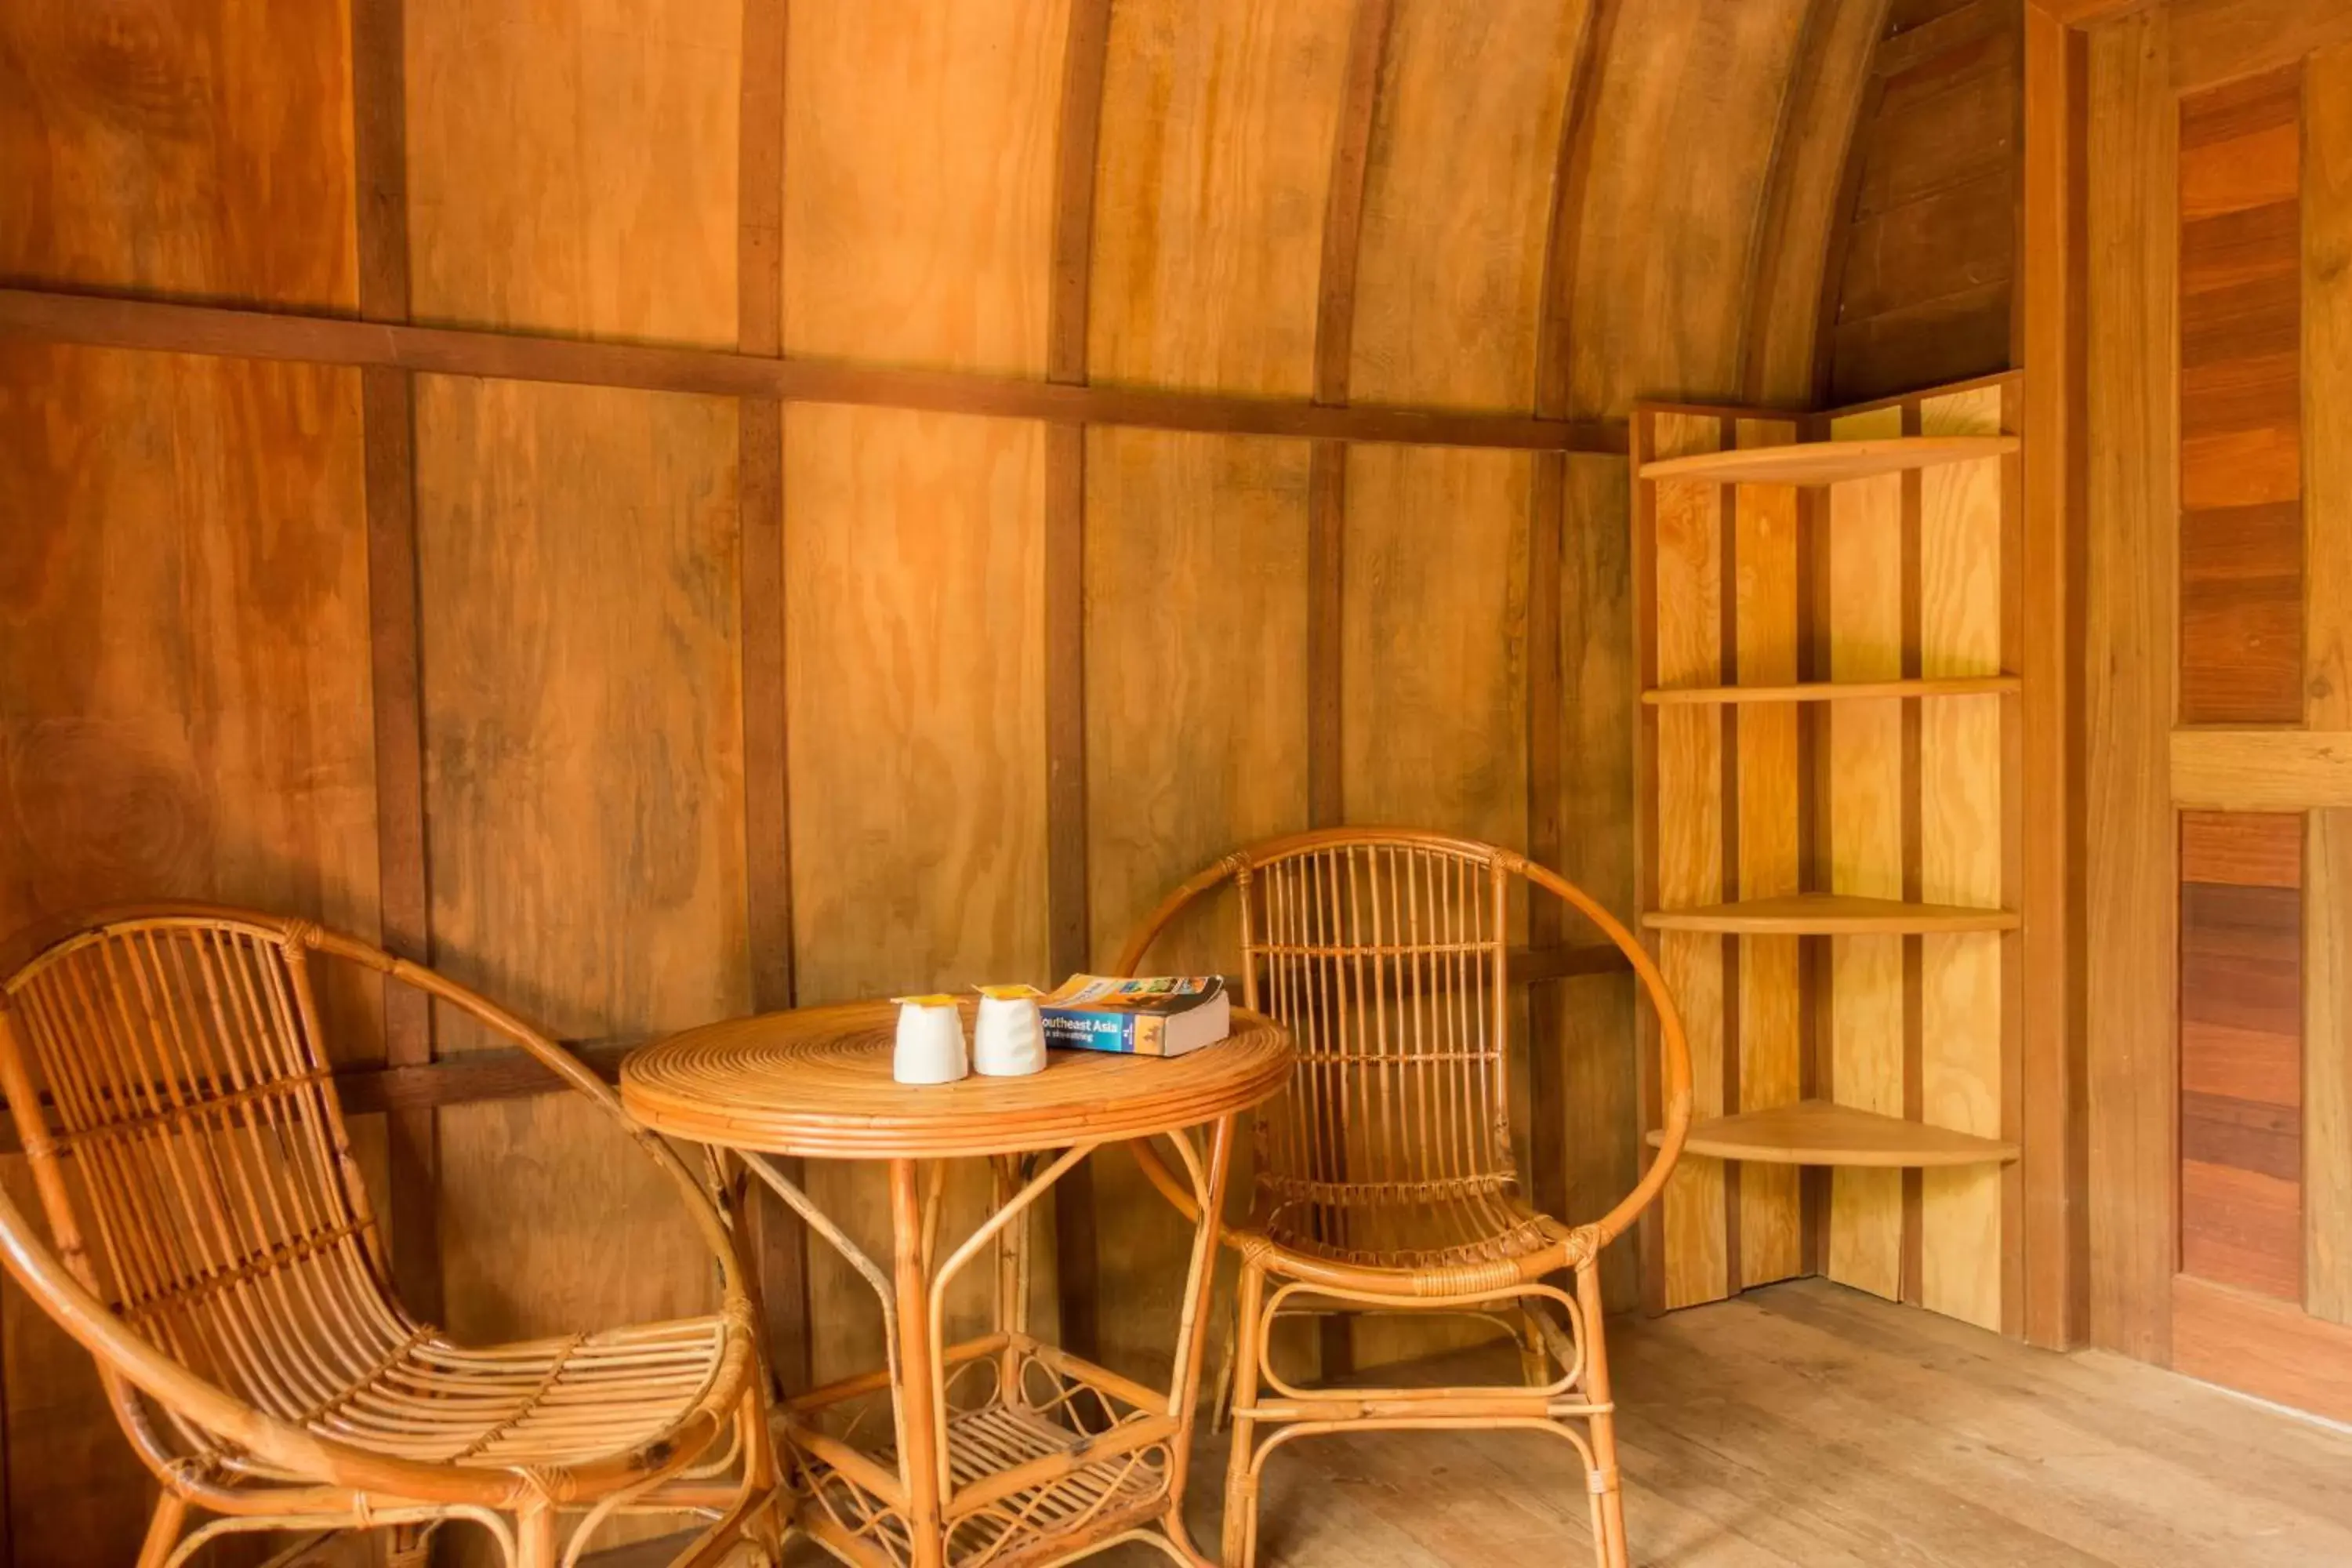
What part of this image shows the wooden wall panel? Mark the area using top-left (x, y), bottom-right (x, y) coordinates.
top-left (1565, 0), bottom-right (1811, 419)
top-left (1824, 0), bottom-right (2022, 404)
top-left (2177, 65), bottom-right (2302, 724)
top-left (1824, 406), bottom-right (1907, 1302)
top-left (405, 0), bottom-right (741, 346)
top-left (2177, 813), bottom-right (2303, 1304)
top-left (416, 377), bottom-right (743, 1345)
top-left (0, 0), bottom-right (356, 310)
top-left (1650, 417), bottom-right (1729, 1311)
top-left (0, 344), bottom-right (375, 1566)
top-left (781, 0), bottom-right (1067, 376)
top-left (1917, 384), bottom-right (2006, 1330)
top-left (1087, 0), bottom-right (1353, 396)
top-left (1083, 427), bottom-right (1309, 1383)
top-left (1345, 0), bottom-right (1584, 410)
top-left (784, 405), bottom-right (1049, 1382)
top-left (1339, 448), bottom-right (1532, 846)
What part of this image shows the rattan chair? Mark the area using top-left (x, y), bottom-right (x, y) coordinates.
top-left (1115, 829), bottom-right (1691, 1568)
top-left (0, 906), bottom-right (777, 1568)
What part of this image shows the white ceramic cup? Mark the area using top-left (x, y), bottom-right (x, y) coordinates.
top-left (891, 999), bottom-right (968, 1085)
top-left (972, 988), bottom-right (1046, 1077)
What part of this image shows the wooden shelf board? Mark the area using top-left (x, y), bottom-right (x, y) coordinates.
top-left (1642, 676), bottom-right (2020, 706)
top-left (1641, 894), bottom-right (2020, 935)
top-left (1639, 434), bottom-right (2019, 485)
top-left (1646, 1100), bottom-right (2020, 1168)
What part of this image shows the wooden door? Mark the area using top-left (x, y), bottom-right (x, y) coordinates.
top-left (2082, 0), bottom-right (2352, 1421)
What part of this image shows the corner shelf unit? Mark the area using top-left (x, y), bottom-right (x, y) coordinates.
top-left (1631, 376), bottom-right (2028, 1330)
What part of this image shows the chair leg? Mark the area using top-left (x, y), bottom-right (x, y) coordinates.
top-left (136, 1493), bottom-right (190, 1568)
top-left (1221, 1258), bottom-right (1268, 1568)
top-left (1576, 1259), bottom-right (1628, 1568)
top-left (515, 1502), bottom-right (559, 1568)
top-left (1208, 1300), bottom-right (1240, 1434)
top-left (1517, 1301), bottom-right (1550, 1387)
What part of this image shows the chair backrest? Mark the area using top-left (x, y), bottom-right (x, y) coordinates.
top-left (0, 912), bottom-right (408, 1429)
top-left (1116, 833), bottom-right (1525, 1230)
top-left (1116, 827), bottom-right (1694, 1253)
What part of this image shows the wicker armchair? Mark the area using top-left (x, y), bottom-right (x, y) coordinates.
top-left (1115, 829), bottom-right (1692, 1568)
top-left (0, 907), bottom-right (776, 1568)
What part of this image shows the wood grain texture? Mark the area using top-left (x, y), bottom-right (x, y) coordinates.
top-left (1340, 447), bottom-right (1531, 848)
top-left (2167, 0), bottom-right (2352, 94)
top-left (410, 376), bottom-right (743, 1563)
top-left (405, 0), bottom-right (739, 346)
top-left (1823, 0), bottom-right (2021, 405)
top-left (2019, 11), bottom-right (2085, 1352)
top-left (416, 377), bottom-right (744, 1343)
top-left (1562, 453), bottom-right (1640, 1311)
top-left (2307, 811), bottom-right (2352, 1323)
top-left (2178, 66), bottom-right (2302, 725)
top-left (1824, 408), bottom-right (1907, 1303)
top-left (1346, 0), bottom-right (1584, 410)
top-left (1915, 386), bottom-right (2005, 1331)
top-left (2172, 729), bottom-right (2352, 808)
top-left (782, 403), bottom-right (1047, 1381)
top-left (782, 0), bottom-right (1065, 377)
top-left (0, 287), bottom-right (1623, 452)
top-left (2171, 1272), bottom-right (2352, 1427)
top-left (1084, 427), bottom-right (1309, 1380)
top-left (0, 0), bottom-right (357, 310)
top-left (0, 344), bottom-right (376, 1566)
top-left (1087, 0), bottom-right (1353, 396)
top-left (1566, 0), bottom-right (1812, 419)
top-left (2309, 45), bottom-right (2352, 1331)
top-left (2083, 6), bottom-right (2179, 1365)
top-left (1733, 424), bottom-right (1806, 1290)
top-left (352, 0), bottom-right (438, 1327)
top-left (1650, 416), bottom-right (1730, 1310)
top-left (2179, 832), bottom-right (2303, 1304)
top-left (1741, 0), bottom-right (1896, 405)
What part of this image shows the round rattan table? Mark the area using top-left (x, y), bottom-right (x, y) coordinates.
top-left (620, 1000), bottom-right (1293, 1568)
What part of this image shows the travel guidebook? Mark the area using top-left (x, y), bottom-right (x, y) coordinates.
top-left (1039, 975), bottom-right (1231, 1058)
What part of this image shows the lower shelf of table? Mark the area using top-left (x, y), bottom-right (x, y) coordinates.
top-left (782, 1334), bottom-right (1178, 1568)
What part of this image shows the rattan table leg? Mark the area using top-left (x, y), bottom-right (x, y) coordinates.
top-left (891, 1159), bottom-right (949, 1568)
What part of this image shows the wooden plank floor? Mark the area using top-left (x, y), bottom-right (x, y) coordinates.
top-left (620, 1277), bottom-right (2352, 1566)
top-left (1130, 1278), bottom-right (2352, 1566)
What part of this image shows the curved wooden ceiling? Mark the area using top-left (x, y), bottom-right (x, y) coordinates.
top-left (759, 0), bottom-right (1885, 421)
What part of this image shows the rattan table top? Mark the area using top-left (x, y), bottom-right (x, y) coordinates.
top-left (620, 997), bottom-right (1292, 1158)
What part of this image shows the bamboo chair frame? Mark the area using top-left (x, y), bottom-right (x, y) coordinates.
top-left (1112, 829), bottom-right (1692, 1568)
top-left (0, 906), bottom-right (779, 1568)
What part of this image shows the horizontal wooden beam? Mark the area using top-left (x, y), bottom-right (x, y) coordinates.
top-left (0, 288), bottom-right (1625, 455)
top-left (2171, 729), bottom-right (2352, 811)
top-left (0, 939), bottom-right (1627, 1156)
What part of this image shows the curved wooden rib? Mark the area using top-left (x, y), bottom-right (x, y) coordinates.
top-left (1644, 1100), bottom-right (2020, 1168)
top-left (1739, 0), bottom-right (1895, 404)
